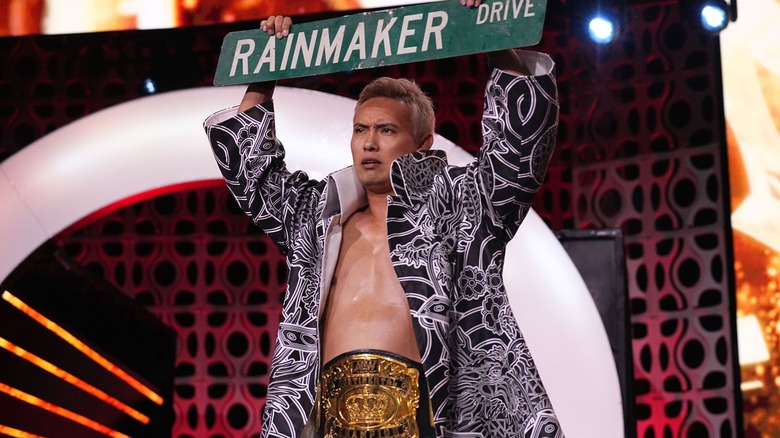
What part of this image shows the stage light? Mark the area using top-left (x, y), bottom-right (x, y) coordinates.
top-left (0, 382), bottom-right (130, 438)
top-left (0, 337), bottom-right (150, 424)
top-left (143, 78), bottom-right (157, 94)
top-left (0, 424), bottom-right (42, 437)
top-left (684, 0), bottom-right (734, 33)
top-left (1, 291), bottom-right (164, 406)
top-left (568, 3), bottom-right (623, 45)
top-left (737, 314), bottom-right (770, 366)
top-left (587, 15), bottom-right (616, 44)
top-left (700, 2), bottom-right (728, 32)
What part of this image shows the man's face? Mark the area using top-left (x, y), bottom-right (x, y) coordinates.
top-left (351, 97), bottom-right (428, 195)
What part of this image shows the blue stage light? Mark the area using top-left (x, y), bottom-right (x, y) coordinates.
top-left (700, 2), bottom-right (728, 32)
top-left (143, 78), bottom-right (157, 94)
top-left (588, 16), bottom-right (616, 44)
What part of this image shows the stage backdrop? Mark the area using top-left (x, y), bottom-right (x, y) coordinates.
top-left (0, 1), bottom-right (742, 437)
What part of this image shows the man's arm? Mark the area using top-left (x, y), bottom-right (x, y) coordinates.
top-left (204, 16), bottom-right (318, 255)
top-left (238, 81), bottom-right (276, 113)
top-left (237, 15), bottom-right (292, 112)
top-left (486, 49), bottom-right (532, 76)
top-left (475, 50), bottom-right (559, 239)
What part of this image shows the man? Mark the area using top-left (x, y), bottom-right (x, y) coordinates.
top-left (205, 6), bottom-right (562, 437)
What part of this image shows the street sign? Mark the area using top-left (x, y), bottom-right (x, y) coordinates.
top-left (214, 0), bottom-right (548, 85)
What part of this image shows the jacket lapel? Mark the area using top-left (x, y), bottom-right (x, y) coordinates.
top-left (390, 150), bottom-right (449, 206)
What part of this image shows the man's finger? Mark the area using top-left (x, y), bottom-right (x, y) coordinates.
top-left (263, 15), bottom-right (277, 34)
top-left (273, 15), bottom-right (286, 38)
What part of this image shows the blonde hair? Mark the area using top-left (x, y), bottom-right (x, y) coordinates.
top-left (356, 77), bottom-right (435, 144)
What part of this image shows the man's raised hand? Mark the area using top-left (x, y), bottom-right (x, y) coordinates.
top-left (261, 16), bottom-right (293, 39)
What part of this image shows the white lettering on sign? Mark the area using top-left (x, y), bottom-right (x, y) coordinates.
top-left (230, 39), bottom-right (255, 76)
top-left (371, 17), bottom-right (398, 58)
top-left (476, 0), bottom-right (535, 25)
top-left (280, 34), bottom-right (295, 71)
top-left (316, 26), bottom-right (346, 66)
top-left (343, 22), bottom-right (367, 62)
top-left (291, 29), bottom-right (319, 69)
top-left (254, 37), bottom-right (276, 73)
top-left (422, 11), bottom-right (447, 51)
top-left (398, 14), bottom-right (422, 55)
top-left (231, 11), bottom-right (450, 77)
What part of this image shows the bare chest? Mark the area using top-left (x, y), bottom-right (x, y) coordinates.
top-left (330, 218), bottom-right (404, 304)
top-left (321, 212), bottom-right (420, 362)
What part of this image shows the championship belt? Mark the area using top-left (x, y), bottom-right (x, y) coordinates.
top-left (320, 350), bottom-right (426, 438)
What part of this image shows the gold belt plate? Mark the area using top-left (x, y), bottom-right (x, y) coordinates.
top-left (321, 353), bottom-right (421, 438)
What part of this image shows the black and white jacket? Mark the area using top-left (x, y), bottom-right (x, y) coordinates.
top-left (205, 50), bottom-right (563, 438)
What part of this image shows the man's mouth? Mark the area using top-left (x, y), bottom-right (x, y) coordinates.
top-left (361, 159), bottom-right (381, 168)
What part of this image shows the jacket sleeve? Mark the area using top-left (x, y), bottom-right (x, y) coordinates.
top-left (204, 101), bottom-right (316, 254)
top-left (477, 50), bottom-right (559, 240)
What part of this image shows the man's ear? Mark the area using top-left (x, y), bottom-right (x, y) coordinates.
top-left (418, 133), bottom-right (434, 151)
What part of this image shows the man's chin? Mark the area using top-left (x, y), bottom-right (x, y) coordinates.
top-left (360, 180), bottom-right (393, 196)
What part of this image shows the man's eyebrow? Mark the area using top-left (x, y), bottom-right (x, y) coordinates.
top-left (352, 122), bottom-right (399, 128)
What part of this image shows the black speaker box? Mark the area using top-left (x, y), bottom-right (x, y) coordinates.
top-left (555, 228), bottom-right (636, 438)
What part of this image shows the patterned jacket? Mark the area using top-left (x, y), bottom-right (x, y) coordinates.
top-left (204, 51), bottom-right (562, 437)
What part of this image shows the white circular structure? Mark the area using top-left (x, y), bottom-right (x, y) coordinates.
top-left (0, 86), bottom-right (624, 437)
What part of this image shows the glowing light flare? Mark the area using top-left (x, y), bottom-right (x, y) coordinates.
top-left (0, 424), bottom-right (43, 438)
top-left (701, 4), bottom-right (728, 31)
top-left (181, 0), bottom-right (198, 10)
top-left (587, 16), bottom-right (616, 44)
top-left (0, 337), bottom-right (149, 424)
top-left (143, 78), bottom-right (157, 94)
top-left (0, 382), bottom-right (130, 438)
top-left (738, 314), bottom-right (772, 365)
top-left (741, 380), bottom-right (764, 392)
top-left (1, 291), bottom-right (164, 405)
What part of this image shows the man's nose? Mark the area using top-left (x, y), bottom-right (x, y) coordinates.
top-left (362, 130), bottom-right (378, 151)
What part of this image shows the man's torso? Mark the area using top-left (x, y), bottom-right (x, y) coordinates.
top-left (321, 208), bottom-right (422, 364)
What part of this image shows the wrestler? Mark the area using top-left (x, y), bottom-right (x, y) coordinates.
top-left (205, 4), bottom-right (563, 437)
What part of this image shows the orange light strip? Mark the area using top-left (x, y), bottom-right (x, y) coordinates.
top-left (0, 337), bottom-right (149, 424)
top-left (0, 382), bottom-right (130, 438)
top-left (0, 424), bottom-right (44, 438)
top-left (1, 291), bottom-right (163, 405)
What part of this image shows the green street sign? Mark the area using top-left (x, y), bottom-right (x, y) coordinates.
top-left (213, 0), bottom-right (548, 85)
